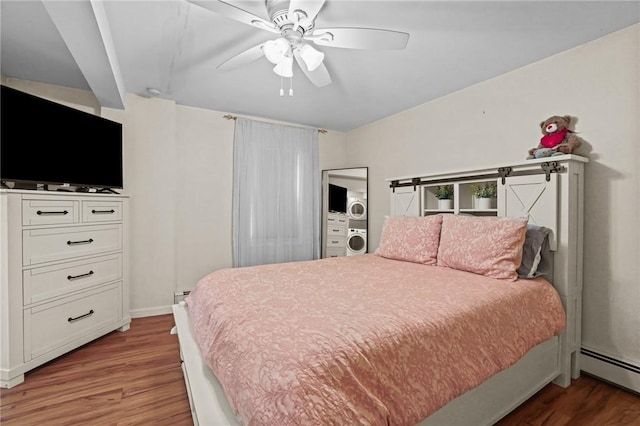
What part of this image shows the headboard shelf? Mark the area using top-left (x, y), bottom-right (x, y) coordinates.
top-left (387, 154), bottom-right (588, 189)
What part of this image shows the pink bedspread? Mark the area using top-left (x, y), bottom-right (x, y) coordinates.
top-left (186, 254), bottom-right (566, 425)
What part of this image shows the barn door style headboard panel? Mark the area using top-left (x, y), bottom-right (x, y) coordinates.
top-left (386, 154), bottom-right (588, 384)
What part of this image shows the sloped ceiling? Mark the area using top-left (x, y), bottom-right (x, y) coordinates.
top-left (1, 1), bottom-right (639, 131)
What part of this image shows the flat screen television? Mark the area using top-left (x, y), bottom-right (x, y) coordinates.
top-left (1, 85), bottom-right (123, 189)
top-left (328, 183), bottom-right (347, 214)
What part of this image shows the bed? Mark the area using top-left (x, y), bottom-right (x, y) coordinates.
top-left (172, 156), bottom-right (586, 425)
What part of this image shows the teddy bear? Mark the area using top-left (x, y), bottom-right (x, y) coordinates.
top-left (527, 115), bottom-right (582, 159)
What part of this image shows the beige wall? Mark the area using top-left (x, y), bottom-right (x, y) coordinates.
top-left (346, 25), bottom-right (640, 371)
top-left (102, 94), bottom-right (179, 317)
top-left (173, 106), bottom-right (234, 292)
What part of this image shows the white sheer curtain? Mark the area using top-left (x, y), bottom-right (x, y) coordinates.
top-left (232, 118), bottom-right (321, 267)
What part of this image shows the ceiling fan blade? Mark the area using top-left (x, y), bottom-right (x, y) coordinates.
top-left (289, 0), bottom-right (326, 25)
top-left (188, 0), bottom-right (279, 34)
top-left (308, 28), bottom-right (410, 50)
top-left (218, 42), bottom-right (266, 71)
top-left (294, 50), bottom-right (331, 87)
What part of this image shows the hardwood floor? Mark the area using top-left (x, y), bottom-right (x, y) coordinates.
top-left (2, 314), bottom-right (639, 425)
top-left (496, 375), bottom-right (640, 426)
top-left (0, 315), bottom-right (192, 425)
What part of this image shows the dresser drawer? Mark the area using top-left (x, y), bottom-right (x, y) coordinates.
top-left (22, 199), bottom-right (80, 226)
top-left (327, 215), bottom-right (348, 226)
top-left (326, 236), bottom-right (345, 247)
top-left (23, 224), bottom-right (122, 266)
top-left (23, 254), bottom-right (122, 305)
top-left (24, 282), bottom-right (122, 361)
top-left (327, 225), bottom-right (346, 237)
top-left (82, 200), bottom-right (122, 223)
top-left (326, 247), bottom-right (346, 257)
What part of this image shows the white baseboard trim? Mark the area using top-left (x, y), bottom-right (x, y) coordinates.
top-left (130, 305), bottom-right (173, 318)
top-left (581, 347), bottom-right (640, 394)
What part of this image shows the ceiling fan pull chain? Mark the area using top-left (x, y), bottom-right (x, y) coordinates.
top-left (280, 75), bottom-right (284, 97)
top-left (289, 75), bottom-right (294, 97)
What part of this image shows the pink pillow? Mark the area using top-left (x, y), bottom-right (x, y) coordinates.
top-left (376, 215), bottom-right (443, 265)
top-left (437, 215), bottom-right (528, 281)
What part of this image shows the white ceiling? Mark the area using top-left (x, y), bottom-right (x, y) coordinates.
top-left (2, 1), bottom-right (639, 132)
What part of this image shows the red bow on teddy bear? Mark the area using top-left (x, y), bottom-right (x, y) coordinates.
top-left (541, 127), bottom-right (574, 149)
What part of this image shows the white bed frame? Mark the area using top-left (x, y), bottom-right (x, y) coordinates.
top-left (172, 155), bottom-right (587, 425)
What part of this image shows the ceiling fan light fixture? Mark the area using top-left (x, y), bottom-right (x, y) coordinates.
top-left (264, 37), bottom-right (290, 64)
top-left (298, 44), bottom-right (324, 71)
top-left (273, 55), bottom-right (293, 77)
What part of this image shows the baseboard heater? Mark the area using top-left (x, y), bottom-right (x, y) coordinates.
top-left (581, 348), bottom-right (640, 394)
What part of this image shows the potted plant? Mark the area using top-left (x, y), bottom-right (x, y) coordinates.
top-left (471, 183), bottom-right (497, 209)
top-left (435, 185), bottom-right (454, 210)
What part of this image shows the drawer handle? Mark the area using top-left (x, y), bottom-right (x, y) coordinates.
top-left (67, 238), bottom-right (94, 246)
top-left (92, 209), bottom-right (115, 214)
top-left (37, 210), bottom-right (68, 215)
top-left (67, 271), bottom-right (94, 281)
top-left (68, 310), bottom-right (94, 323)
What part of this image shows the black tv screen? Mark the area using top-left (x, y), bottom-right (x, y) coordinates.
top-left (328, 183), bottom-right (347, 213)
top-left (1, 85), bottom-right (123, 189)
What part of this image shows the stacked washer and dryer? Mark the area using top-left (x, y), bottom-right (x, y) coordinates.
top-left (323, 168), bottom-right (368, 259)
top-left (346, 196), bottom-right (367, 256)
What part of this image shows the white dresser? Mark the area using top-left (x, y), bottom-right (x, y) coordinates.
top-left (0, 190), bottom-right (130, 388)
top-left (325, 212), bottom-right (348, 257)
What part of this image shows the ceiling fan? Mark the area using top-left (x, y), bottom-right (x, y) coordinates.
top-left (188, 0), bottom-right (410, 94)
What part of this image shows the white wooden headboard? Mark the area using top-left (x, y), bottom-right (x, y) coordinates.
top-left (386, 154), bottom-right (588, 385)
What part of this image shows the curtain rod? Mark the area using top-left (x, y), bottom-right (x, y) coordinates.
top-left (223, 114), bottom-right (328, 134)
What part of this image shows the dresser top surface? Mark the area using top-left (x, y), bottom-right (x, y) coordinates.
top-left (1, 189), bottom-right (129, 199)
